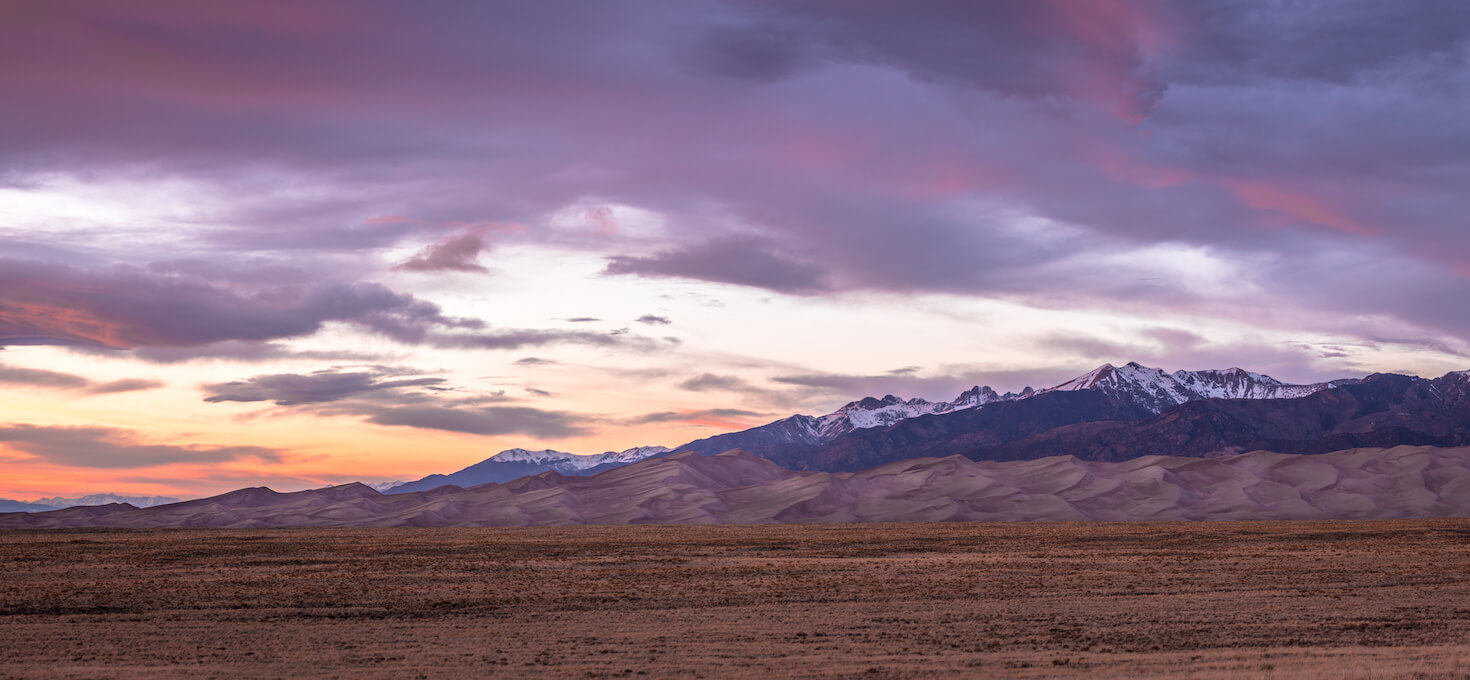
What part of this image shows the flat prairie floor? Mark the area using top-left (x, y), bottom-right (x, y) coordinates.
top-left (3, 521), bottom-right (1470, 679)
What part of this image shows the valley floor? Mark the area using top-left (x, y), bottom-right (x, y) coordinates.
top-left (2, 521), bottom-right (1470, 678)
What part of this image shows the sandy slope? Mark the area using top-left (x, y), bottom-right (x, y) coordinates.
top-left (5, 446), bottom-right (1470, 529)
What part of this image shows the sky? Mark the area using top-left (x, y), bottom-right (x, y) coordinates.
top-left (2, 0), bottom-right (1469, 499)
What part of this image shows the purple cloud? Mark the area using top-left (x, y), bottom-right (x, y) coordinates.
top-left (0, 364), bottom-right (91, 391)
top-left (627, 408), bottom-right (766, 426)
top-left (204, 368), bottom-right (447, 406)
top-left (394, 231), bottom-right (491, 273)
top-left (0, 0), bottom-right (1466, 359)
top-left (366, 406), bottom-right (588, 438)
top-left (0, 258), bottom-right (667, 354)
top-left (606, 237), bottom-right (829, 294)
top-left (0, 360), bottom-right (160, 395)
top-left (0, 424), bottom-right (281, 469)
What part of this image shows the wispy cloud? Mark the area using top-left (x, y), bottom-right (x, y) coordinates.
top-left (0, 424), bottom-right (281, 469)
top-left (0, 361), bottom-right (160, 395)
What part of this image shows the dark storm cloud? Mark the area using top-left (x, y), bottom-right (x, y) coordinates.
top-left (0, 424), bottom-right (281, 469)
top-left (1164, 0), bottom-right (1470, 86)
top-left (691, 0), bottom-right (1170, 118)
top-left (605, 237), bottom-right (829, 294)
top-left (366, 406), bottom-right (588, 438)
top-left (3, 1), bottom-right (1469, 355)
top-left (691, 22), bottom-right (814, 82)
top-left (203, 368), bottom-right (446, 406)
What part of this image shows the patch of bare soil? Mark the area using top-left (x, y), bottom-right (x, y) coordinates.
top-left (2, 521), bottom-right (1470, 678)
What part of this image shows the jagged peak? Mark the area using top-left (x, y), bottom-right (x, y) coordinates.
top-left (841, 394), bottom-right (927, 411)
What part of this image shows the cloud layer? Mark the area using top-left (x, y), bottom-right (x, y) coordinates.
top-left (1, 1), bottom-right (1462, 348)
top-left (2, 1), bottom-right (1468, 497)
top-left (0, 424), bottom-right (280, 469)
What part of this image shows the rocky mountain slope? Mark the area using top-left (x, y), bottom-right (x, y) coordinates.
top-left (377, 362), bottom-right (1357, 490)
top-left (0, 499), bottom-right (59, 513)
top-left (803, 369), bottom-right (1470, 471)
top-left (7, 445), bottom-right (1470, 528)
top-left (667, 362), bottom-right (1346, 468)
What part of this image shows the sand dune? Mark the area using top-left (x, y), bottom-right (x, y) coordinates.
top-left (6, 446), bottom-right (1470, 529)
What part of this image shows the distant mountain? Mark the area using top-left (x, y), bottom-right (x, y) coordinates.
top-left (385, 362), bottom-right (1353, 491)
top-left (32, 494), bottom-right (181, 509)
top-left (968, 370), bottom-right (1470, 462)
top-left (0, 499), bottom-right (59, 513)
top-left (8, 445), bottom-right (1470, 528)
top-left (0, 493), bottom-right (179, 513)
top-left (670, 362), bottom-right (1347, 471)
top-left (1039, 362), bottom-right (1355, 413)
top-left (387, 446), bottom-right (671, 494)
top-left (667, 384), bottom-right (1035, 462)
top-left (796, 369), bottom-right (1470, 472)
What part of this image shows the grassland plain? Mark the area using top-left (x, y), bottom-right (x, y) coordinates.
top-left (2, 521), bottom-right (1470, 678)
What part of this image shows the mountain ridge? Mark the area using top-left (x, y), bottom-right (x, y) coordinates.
top-left (384, 362), bottom-right (1364, 492)
top-left (8, 444), bottom-right (1470, 528)
top-left (0, 493), bottom-right (181, 513)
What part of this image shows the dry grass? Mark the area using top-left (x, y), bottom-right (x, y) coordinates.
top-left (3, 520), bottom-right (1470, 678)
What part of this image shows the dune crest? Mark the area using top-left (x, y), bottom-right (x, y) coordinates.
top-left (5, 446), bottom-right (1470, 529)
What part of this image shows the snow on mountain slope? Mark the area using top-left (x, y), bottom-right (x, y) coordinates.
top-left (390, 362), bottom-right (1359, 492)
top-left (488, 446), bottom-right (672, 470)
top-left (386, 445), bottom-right (674, 493)
top-left (1039, 362), bottom-right (1349, 413)
top-left (29, 494), bottom-right (180, 509)
top-left (810, 385), bottom-right (1040, 441)
top-left (674, 363), bottom-right (1349, 464)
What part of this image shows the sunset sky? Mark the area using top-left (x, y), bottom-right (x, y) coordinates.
top-left (2, 1), bottom-right (1469, 499)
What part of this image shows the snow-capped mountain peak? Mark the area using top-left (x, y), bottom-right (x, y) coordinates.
top-left (29, 493), bottom-right (181, 509)
top-left (807, 382), bottom-right (1041, 440)
top-left (815, 395), bottom-right (948, 439)
top-left (1039, 362), bottom-right (1349, 412)
top-left (487, 446), bottom-right (671, 470)
top-left (597, 446), bottom-right (673, 464)
top-left (488, 448), bottom-right (577, 465)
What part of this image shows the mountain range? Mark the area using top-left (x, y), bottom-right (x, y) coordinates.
top-left (10, 361), bottom-right (1470, 527)
top-left (0, 494), bottom-right (180, 514)
top-left (6, 445), bottom-right (1468, 528)
top-left (387, 362), bottom-right (1357, 489)
top-left (387, 446), bottom-right (671, 493)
